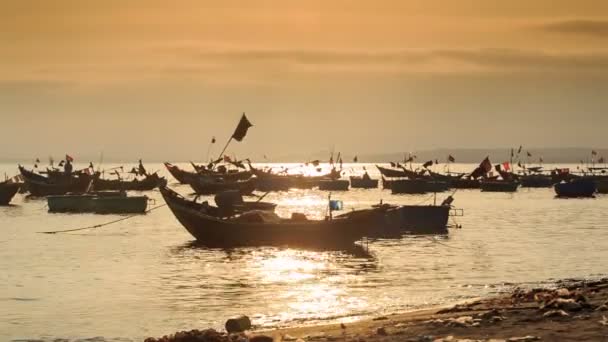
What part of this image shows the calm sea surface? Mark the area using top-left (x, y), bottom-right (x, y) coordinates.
top-left (1, 162), bottom-right (607, 341)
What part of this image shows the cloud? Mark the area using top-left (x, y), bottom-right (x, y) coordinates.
top-left (178, 47), bottom-right (608, 73)
top-left (539, 19), bottom-right (608, 37)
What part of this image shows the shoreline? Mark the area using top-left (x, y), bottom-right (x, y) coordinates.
top-left (146, 277), bottom-right (608, 342)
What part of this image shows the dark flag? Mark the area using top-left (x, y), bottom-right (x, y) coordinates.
top-left (35, 158), bottom-right (40, 163)
top-left (510, 149), bottom-right (514, 158)
top-left (517, 145), bottom-right (522, 154)
top-left (390, 162), bottom-right (396, 167)
top-left (517, 161), bottom-right (522, 168)
top-left (448, 155), bottom-right (455, 163)
top-left (353, 156), bottom-right (358, 163)
top-left (89, 162), bottom-right (94, 169)
top-left (232, 113), bottom-right (253, 142)
top-left (494, 164), bottom-right (501, 172)
top-left (592, 150), bottom-right (598, 156)
top-left (211, 136), bottom-right (216, 144)
top-left (470, 157), bottom-right (492, 179)
top-left (422, 160), bottom-right (433, 168)
top-left (526, 151), bottom-right (532, 157)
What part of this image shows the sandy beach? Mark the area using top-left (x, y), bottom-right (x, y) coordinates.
top-left (146, 278), bottom-right (608, 342)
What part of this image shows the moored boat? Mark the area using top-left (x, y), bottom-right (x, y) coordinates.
top-left (19, 166), bottom-right (98, 197)
top-left (349, 175), bottom-right (379, 189)
top-left (554, 179), bottom-right (596, 198)
top-left (520, 174), bottom-right (554, 188)
top-left (0, 181), bottom-right (21, 205)
top-left (160, 186), bottom-right (455, 247)
top-left (188, 176), bottom-right (257, 195)
top-left (390, 179), bottom-right (448, 194)
top-left (164, 162), bottom-right (199, 184)
top-left (318, 179), bottom-right (349, 191)
top-left (480, 180), bottom-right (519, 192)
top-left (47, 191), bottom-right (149, 214)
top-left (94, 173), bottom-right (167, 191)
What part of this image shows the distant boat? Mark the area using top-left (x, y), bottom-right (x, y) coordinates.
top-left (19, 166), bottom-right (98, 197)
top-left (376, 165), bottom-right (425, 179)
top-left (47, 191), bottom-right (149, 214)
top-left (164, 162), bottom-right (200, 184)
top-left (519, 174), bottom-right (554, 188)
top-left (349, 175), bottom-right (379, 189)
top-left (390, 178), bottom-right (449, 194)
top-left (554, 179), bottom-right (596, 198)
top-left (480, 180), bottom-right (519, 192)
top-left (318, 179), bottom-right (350, 191)
top-left (160, 186), bottom-right (453, 248)
top-left (0, 180), bottom-right (21, 205)
top-left (94, 173), bottom-right (166, 191)
top-left (188, 176), bottom-right (257, 195)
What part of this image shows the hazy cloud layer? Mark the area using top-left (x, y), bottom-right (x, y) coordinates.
top-left (540, 19), bottom-right (608, 37)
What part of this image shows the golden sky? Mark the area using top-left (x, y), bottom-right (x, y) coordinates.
top-left (1, 1), bottom-right (608, 160)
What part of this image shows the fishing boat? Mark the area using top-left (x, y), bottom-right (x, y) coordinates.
top-left (376, 165), bottom-right (425, 179)
top-left (595, 179), bottom-right (608, 194)
top-left (318, 179), bottom-right (350, 191)
top-left (249, 163), bottom-right (339, 191)
top-left (164, 162), bottom-right (200, 184)
top-left (480, 180), bottom-right (519, 192)
top-left (188, 176), bottom-right (257, 195)
top-left (349, 175), bottom-right (379, 189)
top-left (19, 166), bottom-right (98, 197)
top-left (450, 178), bottom-right (480, 189)
top-left (160, 186), bottom-right (454, 247)
top-left (519, 174), bottom-right (554, 188)
top-left (554, 179), bottom-right (596, 198)
top-left (47, 191), bottom-right (149, 214)
top-left (190, 162), bottom-right (252, 181)
top-left (94, 173), bottom-right (167, 191)
top-left (0, 181), bottom-right (21, 205)
top-left (390, 178), bottom-right (449, 194)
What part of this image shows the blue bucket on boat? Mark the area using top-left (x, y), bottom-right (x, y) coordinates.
top-left (329, 200), bottom-right (343, 211)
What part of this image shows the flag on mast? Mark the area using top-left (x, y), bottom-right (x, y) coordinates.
top-left (232, 113), bottom-right (253, 142)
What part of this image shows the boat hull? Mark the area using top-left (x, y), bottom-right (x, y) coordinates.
top-left (555, 179), bottom-right (596, 198)
top-left (47, 194), bottom-right (148, 213)
top-left (480, 181), bottom-right (519, 192)
top-left (349, 177), bottom-right (379, 189)
top-left (188, 178), bottom-right (257, 195)
top-left (0, 182), bottom-right (20, 205)
top-left (318, 180), bottom-right (350, 191)
top-left (391, 179), bottom-right (449, 194)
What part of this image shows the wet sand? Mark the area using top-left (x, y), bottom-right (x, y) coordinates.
top-left (146, 278), bottom-right (608, 342)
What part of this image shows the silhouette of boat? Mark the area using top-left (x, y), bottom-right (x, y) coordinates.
top-left (160, 186), bottom-right (453, 247)
top-left (19, 166), bottom-right (98, 197)
top-left (188, 176), bottom-right (257, 195)
top-left (480, 179), bottom-right (519, 192)
top-left (349, 175), bottom-right (379, 189)
top-left (94, 173), bottom-right (167, 191)
top-left (47, 191), bottom-right (149, 213)
top-left (555, 179), bottom-right (596, 198)
top-left (0, 181), bottom-right (21, 205)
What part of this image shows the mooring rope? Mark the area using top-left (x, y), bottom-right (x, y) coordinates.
top-left (37, 204), bottom-right (167, 234)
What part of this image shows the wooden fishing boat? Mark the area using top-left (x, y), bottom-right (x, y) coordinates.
top-left (376, 165), bottom-right (425, 179)
top-left (555, 179), bottom-right (596, 198)
top-left (349, 176), bottom-right (379, 189)
top-left (519, 174), bottom-right (554, 188)
top-left (94, 173), bottom-right (167, 191)
top-left (47, 191), bottom-right (148, 214)
top-left (390, 179), bottom-right (449, 194)
top-left (190, 162), bottom-right (252, 181)
top-left (160, 186), bottom-right (452, 247)
top-left (19, 166), bottom-right (98, 197)
top-left (164, 162), bottom-right (199, 184)
top-left (450, 178), bottom-right (480, 189)
top-left (480, 180), bottom-right (519, 192)
top-left (595, 179), bottom-right (608, 194)
top-left (318, 179), bottom-right (349, 191)
top-left (188, 176), bottom-right (257, 195)
top-left (0, 181), bottom-right (21, 205)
